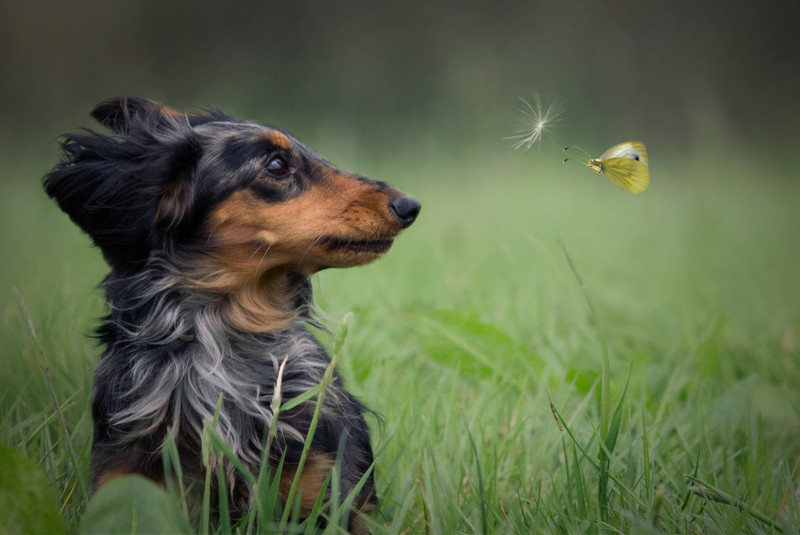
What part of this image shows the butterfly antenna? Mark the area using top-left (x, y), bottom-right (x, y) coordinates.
top-left (562, 155), bottom-right (590, 166)
top-left (563, 145), bottom-right (592, 159)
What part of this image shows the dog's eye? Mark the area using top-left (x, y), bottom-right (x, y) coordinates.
top-left (266, 156), bottom-right (289, 177)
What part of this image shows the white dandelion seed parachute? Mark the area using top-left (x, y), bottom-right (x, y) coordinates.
top-left (506, 92), bottom-right (564, 151)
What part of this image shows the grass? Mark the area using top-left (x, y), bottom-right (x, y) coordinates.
top-left (1, 143), bottom-right (799, 533)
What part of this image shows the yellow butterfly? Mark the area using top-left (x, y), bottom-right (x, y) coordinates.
top-left (563, 141), bottom-right (650, 194)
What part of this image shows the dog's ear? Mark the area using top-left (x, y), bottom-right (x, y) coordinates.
top-left (91, 97), bottom-right (183, 133)
top-left (44, 103), bottom-right (204, 269)
top-left (154, 137), bottom-right (202, 237)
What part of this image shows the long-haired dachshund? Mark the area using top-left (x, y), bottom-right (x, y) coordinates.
top-left (43, 97), bottom-right (420, 532)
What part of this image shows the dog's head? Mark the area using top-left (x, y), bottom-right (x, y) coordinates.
top-left (44, 98), bottom-right (420, 280)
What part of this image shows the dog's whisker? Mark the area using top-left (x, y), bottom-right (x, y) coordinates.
top-left (256, 242), bottom-right (272, 270)
top-left (298, 234), bottom-right (326, 263)
top-left (248, 241), bottom-right (266, 262)
top-left (206, 219), bottom-right (223, 246)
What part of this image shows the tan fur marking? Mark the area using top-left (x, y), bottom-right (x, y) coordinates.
top-left (267, 131), bottom-right (292, 149)
top-left (96, 471), bottom-right (128, 488)
top-left (156, 180), bottom-right (192, 226)
top-left (95, 470), bottom-right (163, 490)
top-left (348, 493), bottom-right (378, 535)
top-left (221, 271), bottom-right (297, 332)
top-left (279, 453), bottom-right (336, 514)
top-left (178, 265), bottom-right (297, 333)
top-left (350, 510), bottom-right (376, 535)
top-left (159, 105), bottom-right (185, 121)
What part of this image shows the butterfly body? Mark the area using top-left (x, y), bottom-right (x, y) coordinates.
top-left (564, 141), bottom-right (650, 194)
top-left (596, 141), bottom-right (649, 194)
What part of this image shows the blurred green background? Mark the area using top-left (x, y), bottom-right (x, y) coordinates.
top-left (2, 0), bottom-right (799, 155)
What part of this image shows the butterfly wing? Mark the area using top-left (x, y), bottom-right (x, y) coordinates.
top-left (600, 157), bottom-right (650, 193)
top-left (600, 141), bottom-right (648, 166)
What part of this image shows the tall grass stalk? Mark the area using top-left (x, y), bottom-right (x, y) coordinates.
top-left (463, 410), bottom-right (488, 535)
top-left (277, 313), bottom-right (353, 529)
top-left (559, 242), bottom-right (619, 522)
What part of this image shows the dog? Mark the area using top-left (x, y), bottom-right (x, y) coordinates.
top-left (43, 97), bottom-right (420, 532)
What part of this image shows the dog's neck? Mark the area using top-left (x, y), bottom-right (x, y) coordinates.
top-left (101, 260), bottom-right (313, 349)
top-left (216, 267), bottom-right (307, 333)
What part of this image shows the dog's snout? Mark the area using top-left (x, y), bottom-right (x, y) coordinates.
top-left (389, 196), bottom-right (421, 228)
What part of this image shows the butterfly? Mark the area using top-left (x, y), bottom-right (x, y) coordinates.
top-left (563, 141), bottom-right (649, 193)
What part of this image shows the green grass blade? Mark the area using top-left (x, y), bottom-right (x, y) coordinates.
top-left (463, 411), bottom-right (488, 535)
top-left (161, 430), bottom-right (190, 520)
top-left (642, 413), bottom-right (652, 504)
top-left (558, 241), bottom-right (610, 434)
top-left (216, 456), bottom-right (231, 535)
top-left (279, 314), bottom-right (351, 528)
top-left (686, 475), bottom-right (784, 533)
top-left (604, 363), bottom-right (632, 456)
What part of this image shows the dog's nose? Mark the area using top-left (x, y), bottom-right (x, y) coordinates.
top-left (389, 196), bottom-right (421, 228)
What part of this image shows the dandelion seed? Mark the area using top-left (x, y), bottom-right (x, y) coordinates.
top-left (506, 92), bottom-right (564, 150)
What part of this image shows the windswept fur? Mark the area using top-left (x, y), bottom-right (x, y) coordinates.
top-left (43, 97), bottom-right (420, 532)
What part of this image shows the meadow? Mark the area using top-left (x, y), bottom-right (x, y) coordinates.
top-left (1, 141), bottom-right (798, 534)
